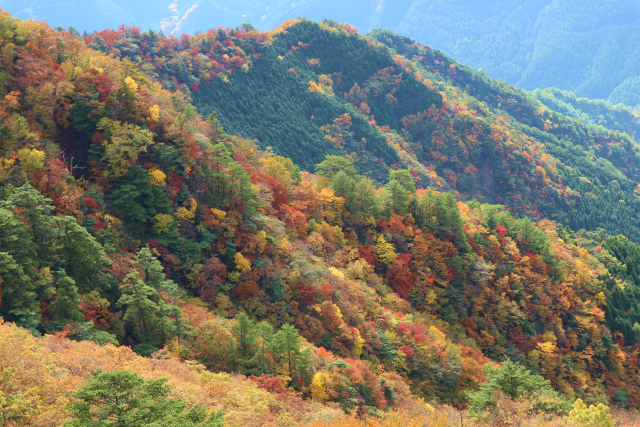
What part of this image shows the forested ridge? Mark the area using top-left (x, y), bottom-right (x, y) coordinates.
top-left (3, 8), bottom-right (640, 427)
top-left (80, 19), bottom-right (640, 243)
top-left (7, 0), bottom-right (640, 114)
top-left (11, 0), bottom-right (640, 108)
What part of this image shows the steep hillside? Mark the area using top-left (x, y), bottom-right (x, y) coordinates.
top-left (515, 0), bottom-right (640, 102)
top-left (532, 87), bottom-right (640, 137)
top-left (394, 0), bottom-right (546, 84)
top-left (368, 28), bottom-right (640, 242)
top-left (0, 320), bottom-right (443, 426)
top-left (191, 20), bottom-right (440, 178)
top-left (391, 0), bottom-right (640, 105)
top-left (80, 20), bottom-right (640, 242)
top-left (4, 9), bottom-right (640, 426)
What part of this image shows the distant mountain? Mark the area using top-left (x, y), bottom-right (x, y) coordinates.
top-left (532, 87), bottom-right (640, 137)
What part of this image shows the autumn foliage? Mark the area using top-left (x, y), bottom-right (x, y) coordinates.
top-left (3, 9), bottom-right (640, 427)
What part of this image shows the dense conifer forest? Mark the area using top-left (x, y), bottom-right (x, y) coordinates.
top-left (2, 8), bottom-right (640, 427)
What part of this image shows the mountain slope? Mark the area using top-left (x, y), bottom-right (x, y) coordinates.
top-left (395, 0), bottom-right (547, 84)
top-left (532, 87), bottom-right (640, 137)
top-left (368, 28), bottom-right (640, 241)
top-left (77, 19), bottom-right (640, 241)
top-left (192, 20), bottom-right (440, 178)
top-left (9, 0), bottom-right (640, 107)
top-left (5, 9), bottom-right (640, 423)
top-left (86, 20), bottom-right (640, 242)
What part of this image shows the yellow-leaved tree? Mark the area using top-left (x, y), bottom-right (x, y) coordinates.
top-left (376, 235), bottom-right (397, 265)
top-left (17, 148), bottom-right (45, 176)
top-left (176, 197), bottom-right (197, 222)
top-left (148, 104), bottom-right (160, 122)
top-left (153, 213), bottom-right (175, 235)
top-left (97, 118), bottom-right (154, 177)
top-left (234, 252), bottom-right (251, 273)
top-left (310, 371), bottom-right (330, 402)
top-left (567, 399), bottom-right (613, 427)
top-left (148, 168), bottom-right (167, 186)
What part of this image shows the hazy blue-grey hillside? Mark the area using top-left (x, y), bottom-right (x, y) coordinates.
top-left (393, 0), bottom-right (640, 106)
top-left (395, 0), bottom-right (547, 86)
top-left (516, 0), bottom-right (640, 103)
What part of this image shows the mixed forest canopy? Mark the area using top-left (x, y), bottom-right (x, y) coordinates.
top-left (78, 18), bottom-right (640, 243)
top-left (2, 6), bottom-right (640, 427)
top-left (7, 0), bottom-right (640, 107)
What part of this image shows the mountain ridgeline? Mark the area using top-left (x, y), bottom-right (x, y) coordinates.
top-left (192, 20), bottom-right (441, 179)
top-left (9, 0), bottom-right (640, 107)
top-left (5, 9), bottom-right (640, 426)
